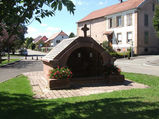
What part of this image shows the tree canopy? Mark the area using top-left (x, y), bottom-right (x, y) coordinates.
top-left (0, 0), bottom-right (75, 61)
top-left (69, 32), bottom-right (75, 38)
top-left (0, 0), bottom-right (75, 37)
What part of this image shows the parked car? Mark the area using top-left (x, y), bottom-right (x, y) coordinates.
top-left (19, 49), bottom-right (28, 56)
top-left (0, 52), bottom-right (5, 56)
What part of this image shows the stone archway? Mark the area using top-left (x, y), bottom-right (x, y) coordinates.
top-left (67, 47), bottom-right (103, 78)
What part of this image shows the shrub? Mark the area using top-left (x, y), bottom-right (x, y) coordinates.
top-left (50, 66), bottom-right (72, 80)
top-left (102, 41), bottom-right (115, 53)
top-left (103, 64), bottom-right (121, 76)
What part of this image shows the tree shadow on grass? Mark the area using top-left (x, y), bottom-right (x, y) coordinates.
top-left (0, 92), bottom-right (159, 119)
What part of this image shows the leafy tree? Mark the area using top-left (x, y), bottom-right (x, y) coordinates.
top-left (24, 37), bottom-right (34, 48)
top-left (153, 4), bottom-right (159, 38)
top-left (0, 0), bottom-right (75, 61)
top-left (69, 32), bottom-right (75, 38)
top-left (0, 23), bottom-right (27, 61)
top-left (28, 43), bottom-right (36, 50)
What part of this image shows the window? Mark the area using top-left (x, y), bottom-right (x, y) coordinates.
top-left (127, 13), bottom-right (132, 26)
top-left (116, 16), bottom-right (122, 27)
top-left (56, 40), bottom-right (61, 44)
top-left (117, 33), bottom-right (122, 44)
top-left (127, 32), bottom-right (132, 43)
top-left (108, 18), bottom-right (112, 28)
top-left (144, 31), bottom-right (149, 44)
top-left (144, 14), bottom-right (149, 27)
top-left (153, 3), bottom-right (155, 11)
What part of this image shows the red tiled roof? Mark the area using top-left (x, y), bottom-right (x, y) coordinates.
top-left (34, 36), bottom-right (48, 43)
top-left (78, 0), bottom-right (145, 23)
top-left (34, 36), bottom-right (42, 43)
top-left (45, 31), bottom-right (68, 43)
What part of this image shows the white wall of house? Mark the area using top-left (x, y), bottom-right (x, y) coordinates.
top-left (106, 9), bottom-right (136, 51)
top-left (50, 35), bottom-right (69, 47)
top-left (77, 0), bottom-right (159, 54)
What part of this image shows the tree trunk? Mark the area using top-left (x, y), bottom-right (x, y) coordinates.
top-left (7, 47), bottom-right (10, 63)
top-left (7, 52), bottom-right (10, 62)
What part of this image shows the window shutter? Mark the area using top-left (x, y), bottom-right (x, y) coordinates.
top-left (122, 16), bottom-right (124, 26)
top-left (112, 17), bottom-right (116, 28)
top-left (130, 14), bottom-right (132, 25)
top-left (108, 19), bottom-right (110, 29)
top-left (126, 14), bottom-right (129, 26)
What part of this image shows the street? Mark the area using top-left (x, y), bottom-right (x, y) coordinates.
top-left (0, 49), bottom-right (159, 83)
top-left (115, 55), bottom-right (159, 76)
top-left (0, 49), bottom-right (46, 82)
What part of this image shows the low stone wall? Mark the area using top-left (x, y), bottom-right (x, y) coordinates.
top-left (48, 75), bottom-right (125, 90)
top-left (43, 61), bottom-right (54, 81)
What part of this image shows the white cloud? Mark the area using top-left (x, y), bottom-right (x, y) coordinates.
top-left (99, 1), bottom-right (108, 5)
top-left (25, 27), bottom-right (39, 38)
top-left (71, 0), bottom-right (87, 6)
top-left (27, 27), bottom-right (38, 33)
top-left (25, 26), bottom-right (62, 38)
top-left (40, 23), bottom-right (47, 27)
top-left (77, 1), bottom-right (82, 5)
top-left (99, 1), bottom-right (104, 5)
top-left (46, 27), bottom-right (61, 32)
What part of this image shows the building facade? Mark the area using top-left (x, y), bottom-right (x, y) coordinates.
top-left (45, 31), bottom-right (69, 47)
top-left (77, 0), bottom-right (159, 54)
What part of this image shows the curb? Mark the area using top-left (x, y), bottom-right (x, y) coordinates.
top-left (0, 60), bottom-right (22, 67)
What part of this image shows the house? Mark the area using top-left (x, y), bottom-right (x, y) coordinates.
top-left (33, 36), bottom-right (48, 49)
top-left (34, 36), bottom-right (48, 44)
top-left (45, 31), bottom-right (69, 47)
top-left (77, 0), bottom-right (159, 54)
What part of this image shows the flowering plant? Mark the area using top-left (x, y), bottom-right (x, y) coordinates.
top-left (49, 66), bottom-right (72, 80)
top-left (103, 64), bottom-right (121, 75)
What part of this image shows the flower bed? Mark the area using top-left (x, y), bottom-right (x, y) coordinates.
top-left (49, 67), bottom-right (72, 89)
top-left (103, 64), bottom-right (125, 84)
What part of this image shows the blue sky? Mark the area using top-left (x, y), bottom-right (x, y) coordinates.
top-left (25, 0), bottom-right (123, 38)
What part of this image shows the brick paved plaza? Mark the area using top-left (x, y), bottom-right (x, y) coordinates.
top-left (23, 71), bottom-right (149, 99)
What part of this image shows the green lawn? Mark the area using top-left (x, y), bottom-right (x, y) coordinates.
top-left (0, 59), bottom-right (20, 66)
top-left (0, 73), bottom-right (159, 119)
